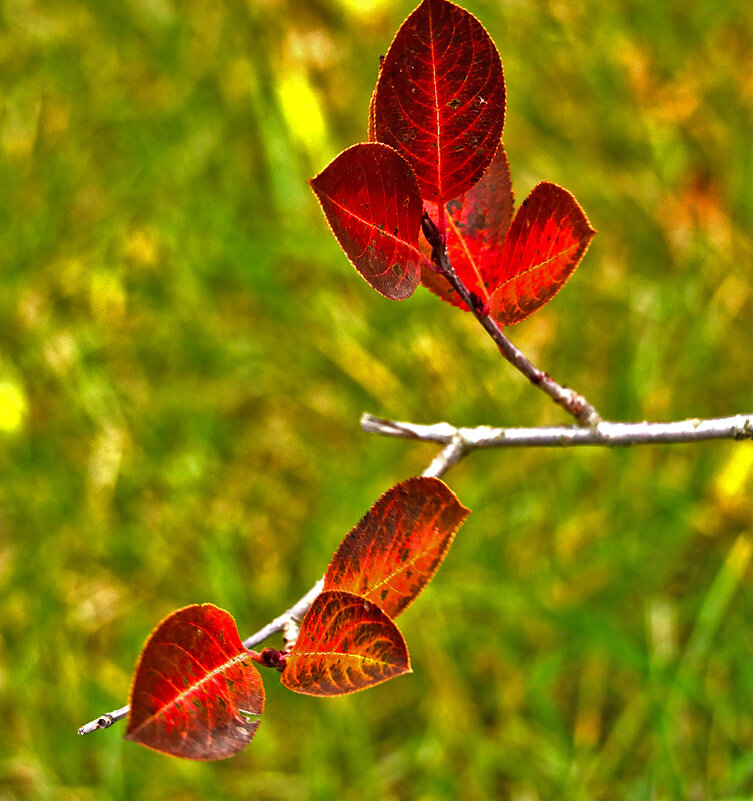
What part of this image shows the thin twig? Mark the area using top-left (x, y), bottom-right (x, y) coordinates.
top-left (362, 412), bottom-right (753, 449)
top-left (421, 213), bottom-right (601, 427)
top-left (242, 578), bottom-right (324, 650)
top-left (78, 705), bottom-right (130, 736)
top-left (78, 411), bottom-right (753, 735)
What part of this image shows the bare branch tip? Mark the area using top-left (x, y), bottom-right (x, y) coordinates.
top-left (78, 716), bottom-right (111, 736)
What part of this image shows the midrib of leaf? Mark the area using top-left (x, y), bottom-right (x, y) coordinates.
top-left (321, 192), bottom-right (420, 262)
top-left (129, 647), bottom-right (254, 735)
top-left (364, 507), bottom-right (447, 608)
top-left (427, 1), bottom-right (443, 203)
top-left (501, 239), bottom-right (583, 288)
top-left (297, 650), bottom-right (401, 668)
top-left (447, 210), bottom-right (491, 304)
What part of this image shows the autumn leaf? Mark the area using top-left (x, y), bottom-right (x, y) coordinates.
top-left (324, 476), bottom-right (470, 618)
top-left (488, 182), bottom-right (596, 325)
top-left (309, 143), bottom-right (424, 300)
top-left (373, 0), bottom-right (506, 204)
top-left (281, 590), bottom-right (411, 697)
top-left (125, 604), bottom-right (264, 760)
top-left (421, 157), bottom-right (595, 324)
top-left (421, 142), bottom-right (514, 308)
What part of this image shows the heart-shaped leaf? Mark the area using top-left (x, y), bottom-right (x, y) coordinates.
top-left (125, 604), bottom-right (264, 760)
top-left (488, 182), bottom-right (596, 325)
top-left (421, 142), bottom-right (514, 309)
top-left (281, 590), bottom-right (411, 697)
top-left (309, 142), bottom-right (424, 300)
top-left (373, 0), bottom-right (506, 204)
top-left (324, 476), bottom-right (469, 618)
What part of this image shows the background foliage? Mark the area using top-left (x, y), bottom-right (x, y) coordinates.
top-left (1, 0), bottom-right (752, 799)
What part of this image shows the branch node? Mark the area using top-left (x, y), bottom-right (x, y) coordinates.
top-left (737, 419), bottom-right (753, 441)
top-left (259, 647), bottom-right (282, 668)
top-left (282, 618), bottom-right (301, 651)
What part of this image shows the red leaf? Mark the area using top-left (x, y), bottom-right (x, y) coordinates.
top-left (373, 0), bottom-right (506, 204)
top-left (309, 143), bottom-right (424, 300)
top-left (125, 604), bottom-right (265, 760)
top-left (488, 182), bottom-right (596, 325)
top-left (324, 476), bottom-right (470, 618)
top-left (421, 142), bottom-right (514, 309)
top-left (281, 590), bottom-right (411, 697)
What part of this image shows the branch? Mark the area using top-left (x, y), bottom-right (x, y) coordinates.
top-left (362, 412), bottom-right (753, 449)
top-left (78, 216), bottom-right (748, 737)
top-left (76, 439), bottom-right (465, 737)
top-left (242, 578), bottom-right (324, 651)
top-left (421, 213), bottom-right (601, 427)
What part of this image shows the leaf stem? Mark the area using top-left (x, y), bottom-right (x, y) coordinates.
top-left (421, 212), bottom-right (601, 427)
top-left (437, 201), bottom-right (447, 241)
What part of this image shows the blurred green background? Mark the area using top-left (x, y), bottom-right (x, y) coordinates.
top-left (1, 0), bottom-right (752, 799)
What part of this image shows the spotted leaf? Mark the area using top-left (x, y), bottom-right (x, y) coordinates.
top-left (281, 591), bottom-right (411, 697)
top-left (488, 182), bottom-right (596, 325)
top-left (373, 0), bottom-right (506, 204)
top-left (324, 476), bottom-right (470, 618)
top-left (125, 604), bottom-right (264, 760)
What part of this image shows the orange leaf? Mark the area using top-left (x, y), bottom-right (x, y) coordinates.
top-left (281, 590), bottom-right (411, 697)
top-left (488, 182), bottom-right (595, 325)
top-left (324, 476), bottom-right (469, 618)
top-left (125, 604), bottom-right (264, 760)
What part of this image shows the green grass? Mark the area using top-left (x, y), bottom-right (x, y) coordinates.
top-left (1, 0), bottom-right (752, 799)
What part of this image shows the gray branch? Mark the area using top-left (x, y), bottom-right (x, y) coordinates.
top-left (361, 412), bottom-right (753, 449)
top-left (77, 411), bottom-right (752, 736)
top-left (242, 577), bottom-right (324, 650)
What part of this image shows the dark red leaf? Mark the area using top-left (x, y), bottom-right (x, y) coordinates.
top-left (281, 590), bottom-right (411, 697)
top-left (421, 142), bottom-right (513, 309)
top-left (309, 143), bottom-right (424, 300)
top-left (488, 182), bottom-right (596, 325)
top-left (373, 0), bottom-right (506, 204)
top-left (324, 476), bottom-right (469, 618)
top-left (125, 604), bottom-right (264, 760)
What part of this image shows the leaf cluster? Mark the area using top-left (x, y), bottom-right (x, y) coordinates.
top-left (125, 477), bottom-right (468, 759)
top-left (312, 0), bottom-right (595, 325)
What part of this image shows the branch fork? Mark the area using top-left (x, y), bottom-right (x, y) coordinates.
top-left (78, 215), bottom-right (750, 739)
